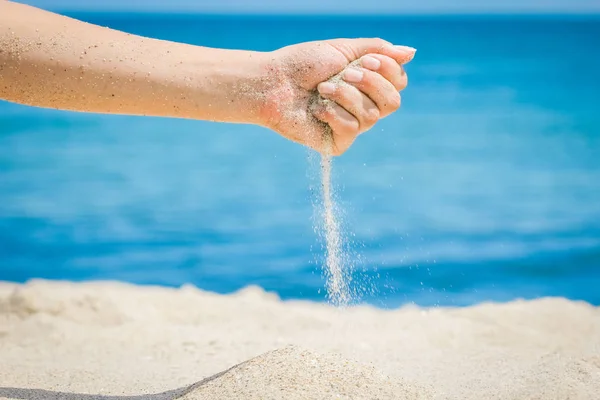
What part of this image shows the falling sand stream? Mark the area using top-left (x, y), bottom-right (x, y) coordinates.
top-left (319, 137), bottom-right (350, 307)
top-left (310, 61), bottom-right (366, 307)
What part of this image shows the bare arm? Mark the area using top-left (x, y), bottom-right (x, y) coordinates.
top-left (0, 0), bottom-right (270, 124)
top-left (0, 1), bottom-right (415, 154)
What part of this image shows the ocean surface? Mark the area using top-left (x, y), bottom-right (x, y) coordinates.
top-left (1, 14), bottom-right (599, 307)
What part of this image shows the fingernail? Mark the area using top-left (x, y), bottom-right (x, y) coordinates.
top-left (361, 55), bottom-right (381, 71)
top-left (394, 45), bottom-right (417, 54)
top-left (343, 68), bottom-right (363, 83)
top-left (318, 82), bottom-right (336, 95)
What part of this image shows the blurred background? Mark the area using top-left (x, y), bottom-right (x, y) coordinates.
top-left (1, 0), bottom-right (599, 307)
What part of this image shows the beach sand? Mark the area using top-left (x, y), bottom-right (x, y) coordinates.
top-left (0, 280), bottom-right (599, 399)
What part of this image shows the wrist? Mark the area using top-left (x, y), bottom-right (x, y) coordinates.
top-left (230, 50), bottom-right (290, 130)
top-left (253, 51), bottom-right (289, 131)
top-left (237, 50), bottom-right (281, 127)
top-left (187, 47), bottom-right (283, 127)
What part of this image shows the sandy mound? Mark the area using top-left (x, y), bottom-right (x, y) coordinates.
top-left (177, 346), bottom-right (434, 400)
top-left (1, 280), bottom-right (599, 399)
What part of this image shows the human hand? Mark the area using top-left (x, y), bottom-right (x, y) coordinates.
top-left (260, 38), bottom-right (416, 155)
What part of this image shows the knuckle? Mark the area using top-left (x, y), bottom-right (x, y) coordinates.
top-left (395, 73), bottom-right (408, 91)
top-left (388, 92), bottom-right (401, 111)
top-left (372, 37), bottom-right (391, 49)
top-left (348, 118), bottom-right (360, 132)
top-left (339, 118), bottom-right (360, 136)
top-left (364, 107), bottom-right (380, 125)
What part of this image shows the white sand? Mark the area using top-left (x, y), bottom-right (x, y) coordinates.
top-left (0, 280), bottom-right (599, 399)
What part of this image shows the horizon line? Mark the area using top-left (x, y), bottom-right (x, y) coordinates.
top-left (57, 10), bottom-right (600, 17)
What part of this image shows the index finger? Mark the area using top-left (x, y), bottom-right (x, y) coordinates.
top-left (327, 38), bottom-right (417, 65)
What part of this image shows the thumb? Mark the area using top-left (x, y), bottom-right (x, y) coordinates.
top-left (327, 38), bottom-right (417, 65)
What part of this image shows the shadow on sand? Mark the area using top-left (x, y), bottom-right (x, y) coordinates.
top-left (0, 387), bottom-right (184, 400)
top-left (0, 362), bottom-right (234, 400)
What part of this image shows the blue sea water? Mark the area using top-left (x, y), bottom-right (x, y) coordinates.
top-left (1, 14), bottom-right (599, 307)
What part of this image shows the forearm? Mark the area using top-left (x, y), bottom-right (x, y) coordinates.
top-left (0, 1), bottom-right (271, 124)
